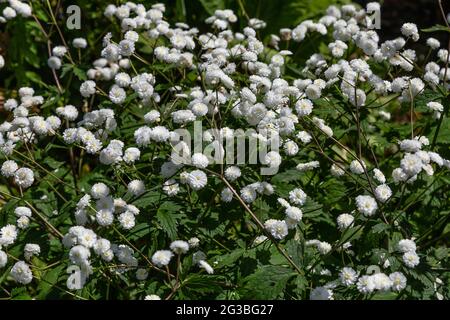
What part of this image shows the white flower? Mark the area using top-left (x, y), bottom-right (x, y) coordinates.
top-left (295, 99), bottom-right (313, 116)
top-left (198, 260), bottom-right (214, 274)
top-left (429, 151), bottom-right (444, 166)
top-left (397, 239), bottom-right (416, 253)
top-left (17, 216), bottom-right (30, 229)
top-left (136, 268), bottom-right (148, 281)
top-left (90, 183), bottom-right (110, 199)
top-left (172, 110), bottom-right (196, 124)
top-left (337, 213), bottom-right (354, 230)
top-left (80, 80), bottom-right (96, 97)
top-left (109, 85), bottom-right (126, 104)
top-left (355, 195), bottom-right (378, 216)
top-left (317, 241), bottom-right (332, 255)
top-left (119, 39), bottom-right (135, 56)
top-left (305, 84), bottom-right (322, 100)
top-left (399, 139), bottom-right (422, 153)
top-left (0, 225), bottom-right (18, 246)
top-left (0, 250), bottom-right (7, 268)
top-left (52, 46), bottom-right (67, 57)
top-left (188, 237), bottom-right (200, 248)
top-left (114, 73), bottom-right (131, 88)
top-left (400, 153), bottom-right (423, 176)
top-left (392, 168), bottom-right (408, 183)
top-left (170, 240), bottom-right (190, 254)
top-left (284, 140), bottom-right (299, 156)
top-left (1, 160), bottom-right (18, 177)
top-left (187, 170), bottom-right (208, 190)
top-left (190, 102), bottom-right (208, 116)
top-left (47, 56), bottom-right (62, 70)
top-left (32, 118), bottom-right (50, 135)
top-left (78, 229), bottom-right (97, 248)
top-left (296, 161), bottom-right (320, 172)
top-left (264, 219), bottom-right (288, 240)
top-left (330, 163), bottom-right (345, 176)
top-left (15, 207), bottom-right (32, 217)
top-left (96, 209), bottom-right (113, 226)
top-left (127, 180), bottom-right (145, 196)
top-left (253, 235), bottom-right (268, 245)
top-left (3, 7), bottom-right (17, 20)
top-left (73, 38), bottom-right (88, 49)
top-left (240, 186), bottom-right (257, 203)
top-left (24, 244), bottom-right (41, 260)
top-left (402, 251), bottom-right (420, 268)
top-left (14, 167), bottom-right (34, 189)
top-left (340, 267), bottom-right (358, 286)
top-left (151, 250), bottom-right (174, 267)
top-left (118, 211), bottom-right (136, 230)
top-left (285, 206), bottom-right (303, 222)
top-left (163, 179), bottom-right (180, 196)
top-left (4, 98), bottom-right (17, 110)
top-left (221, 187), bottom-right (233, 202)
top-left (357, 275), bottom-right (375, 294)
top-left (374, 184), bottom-right (392, 202)
top-left (224, 166), bottom-right (241, 181)
top-left (0, 55), bottom-right (4, 69)
top-left (310, 287), bottom-right (333, 300)
top-left (69, 245), bottom-right (90, 265)
top-left (350, 160), bottom-right (366, 174)
top-left (191, 153), bottom-right (209, 169)
top-left (150, 126), bottom-right (170, 142)
top-left (288, 188), bottom-right (307, 206)
top-left (401, 23), bottom-right (419, 41)
top-left (125, 31), bottom-right (139, 42)
top-left (10, 261), bottom-right (33, 284)
top-left (426, 101), bottom-right (444, 112)
top-left (390, 272), bottom-right (407, 291)
top-left (94, 239), bottom-right (111, 255)
top-left (144, 110), bottom-right (161, 124)
top-left (264, 151), bottom-right (282, 167)
top-left (123, 147), bottom-right (140, 164)
top-left (426, 37), bottom-right (440, 49)
top-left (372, 273), bottom-right (393, 291)
top-left (373, 168), bottom-right (386, 184)
top-left (144, 295), bottom-right (161, 300)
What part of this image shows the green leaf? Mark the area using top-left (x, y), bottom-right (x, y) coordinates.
top-left (72, 66), bottom-right (87, 81)
top-left (372, 222), bottom-right (391, 234)
top-left (43, 157), bottom-right (64, 170)
top-left (214, 249), bottom-right (246, 269)
top-left (182, 275), bottom-right (224, 297)
top-left (10, 287), bottom-right (32, 300)
top-left (286, 239), bottom-right (303, 267)
top-left (239, 265), bottom-right (296, 299)
top-left (421, 25), bottom-right (450, 33)
top-left (197, 0), bottom-right (224, 15)
top-left (156, 201), bottom-right (182, 240)
top-left (372, 291), bottom-right (399, 300)
top-left (36, 265), bottom-right (65, 299)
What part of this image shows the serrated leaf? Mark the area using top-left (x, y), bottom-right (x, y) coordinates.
top-left (156, 201), bottom-right (182, 240)
top-left (36, 265), bottom-right (65, 299)
top-left (372, 222), bottom-right (391, 234)
top-left (239, 265), bottom-right (296, 299)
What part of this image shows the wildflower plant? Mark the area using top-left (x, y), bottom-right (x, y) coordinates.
top-left (0, 0), bottom-right (449, 300)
